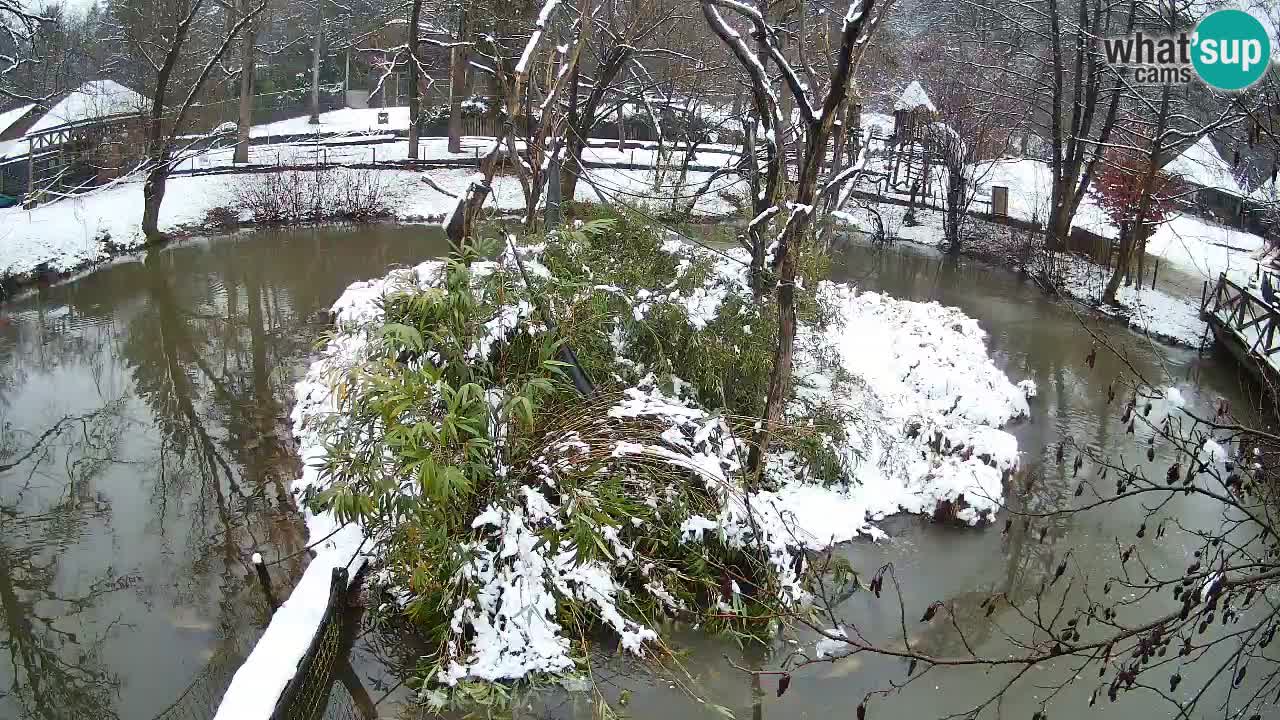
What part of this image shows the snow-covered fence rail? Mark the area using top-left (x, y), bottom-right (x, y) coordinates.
top-left (1201, 272), bottom-right (1280, 381)
top-left (267, 567), bottom-right (351, 720)
top-left (213, 565), bottom-right (362, 720)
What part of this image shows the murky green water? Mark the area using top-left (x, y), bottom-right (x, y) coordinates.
top-left (0, 225), bottom-right (447, 720)
top-left (0, 228), bottom-right (1263, 719)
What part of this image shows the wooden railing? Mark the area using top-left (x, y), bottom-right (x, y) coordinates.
top-left (1202, 273), bottom-right (1280, 358)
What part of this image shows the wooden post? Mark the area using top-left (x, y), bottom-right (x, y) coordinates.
top-left (991, 186), bottom-right (1009, 217)
top-left (617, 105), bottom-right (626, 151)
top-left (253, 552), bottom-right (279, 611)
top-left (1151, 258), bottom-right (1159, 290)
top-left (26, 139), bottom-right (35, 201)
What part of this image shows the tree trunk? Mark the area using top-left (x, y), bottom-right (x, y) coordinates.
top-left (749, 147), bottom-right (827, 479)
top-left (1042, 0), bottom-right (1133, 259)
top-left (1135, 232), bottom-right (1147, 287)
top-left (560, 51), bottom-right (626, 203)
top-left (733, 0), bottom-right (872, 483)
top-left (1103, 223), bottom-right (1132, 303)
top-left (945, 174), bottom-right (965, 254)
top-left (560, 63), bottom-right (582, 202)
top-left (308, 7), bottom-right (322, 125)
top-left (142, 155), bottom-right (169, 242)
top-left (447, 8), bottom-right (467, 154)
top-left (141, 0), bottom-right (261, 242)
top-left (407, 0), bottom-right (423, 158)
top-left (234, 1), bottom-right (255, 164)
top-left (819, 99), bottom-right (850, 250)
top-left (1103, 84), bottom-right (1170, 305)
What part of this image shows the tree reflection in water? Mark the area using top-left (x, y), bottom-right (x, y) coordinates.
top-left (0, 226), bottom-right (451, 720)
top-left (0, 403), bottom-right (129, 719)
top-left (0, 240), bottom-right (322, 719)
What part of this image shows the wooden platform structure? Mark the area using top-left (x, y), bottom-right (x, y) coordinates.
top-left (1200, 272), bottom-right (1280, 383)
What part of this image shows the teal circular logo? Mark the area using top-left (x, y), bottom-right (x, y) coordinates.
top-left (1192, 9), bottom-right (1272, 91)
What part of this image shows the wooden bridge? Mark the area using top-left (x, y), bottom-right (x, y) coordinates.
top-left (1200, 272), bottom-right (1280, 382)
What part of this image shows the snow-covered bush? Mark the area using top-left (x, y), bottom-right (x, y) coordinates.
top-left (294, 210), bottom-right (1029, 705)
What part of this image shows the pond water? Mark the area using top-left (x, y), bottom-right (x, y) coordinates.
top-left (0, 227), bottom-right (1263, 719)
top-left (0, 225), bottom-right (447, 720)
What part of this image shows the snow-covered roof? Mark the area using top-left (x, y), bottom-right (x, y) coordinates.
top-left (1163, 136), bottom-right (1245, 197)
top-left (26, 80), bottom-right (148, 135)
top-left (894, 81), bottom-right (936, 112)
top-left (0, 103), bottom-right (35, 136)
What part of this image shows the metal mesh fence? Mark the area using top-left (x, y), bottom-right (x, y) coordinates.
top-left (270, 567), bottom-right (356, 720)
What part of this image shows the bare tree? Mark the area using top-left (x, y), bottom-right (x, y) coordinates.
top-left (1095, 3), bottom-right (1247, 304)
top-left (407, 0), bottom-right (422, 156)
top-left (904, 19), bottom-right (1018, 255)
top-left (232, 0), bottom-right (256, 163)
top-left (446, 3), bottom-right (467, 153)
top-left (557, 0), bottom-right (681, 202)
top-left (1038, 0), bottom-right (1134, 262)
top-left (440, 0), bottom-right (586, 248)
top-left (0, 0), bottom-right (49, 102)
top-left (107, 0), bottom-right (267, 239)
top-left (699, 0), bottom-right (889, 480)
top-left (307, 0), bottom-right (322, 123)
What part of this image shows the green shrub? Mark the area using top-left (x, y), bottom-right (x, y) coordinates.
top-left (306, 211), bottom-right (861, 703)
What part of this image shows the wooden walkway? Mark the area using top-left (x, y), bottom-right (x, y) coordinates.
top-left (1200, 272), bottom-right (1280, 382)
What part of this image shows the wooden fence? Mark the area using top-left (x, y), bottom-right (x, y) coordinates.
top-left (1201, 273), bottom-right (1280, 381)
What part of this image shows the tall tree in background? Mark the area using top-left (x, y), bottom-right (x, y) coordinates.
top-left (233, 0), bottom-right (257, 163)
top-left (557, 0), bottom-right (679, 202)
top-left (1094, 142), bottom-right (1182, 302)
top-left (440, 0), bottom-right (585, 248)
top-left (446, 3), bottom-right (467, 153)
top-left (0, 1), bottom-right (49, 102)
top-left (407, 0), bottom-right (422, 157)
top-left (1096, 2), bottom-right (1246, 303)
top-left (106, 0), bottom-right (266, 239)
top-left (1038, 0), bottom-right (1133, 259)
top-left (307, 0), bottom-right (322, 123)
top-left (908, 8), bottom-right (1018, 255)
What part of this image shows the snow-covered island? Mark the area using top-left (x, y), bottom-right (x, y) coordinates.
top-left (215, 213), bottom-right (1033, 714)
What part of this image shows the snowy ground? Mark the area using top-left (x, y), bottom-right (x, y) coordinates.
top-left (0, 105), bottom-right (750, 285)
top-left (212, 112), bottom-right (1272, 289)
top-left (834, 154), bottom-right (1266, 293)
top-left (771, 282), bottom-right (1030, 541)
top-left (833, 199), bottom-right (1209, 347)
top-left (4, 104), bottom-right (1264, 322)
top-left (977, 158), bottom-right (1267, 284)
top-left (0, 161), bottom-right (745, 284)
top-left (1058, 256), bottom-right (1208, 346)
